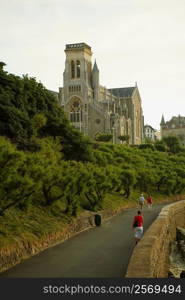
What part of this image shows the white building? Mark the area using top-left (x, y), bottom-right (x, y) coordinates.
top-left (144, 125), bottom-right (156, 141)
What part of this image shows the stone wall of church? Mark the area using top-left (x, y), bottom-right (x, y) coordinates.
top-left (161, 127), bottom-right (185, 144)
top-left (88, 104), bottom-right (109, 139)
top-left (132, 90), bottom-right (143, 144)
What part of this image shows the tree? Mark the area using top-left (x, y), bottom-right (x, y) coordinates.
top-left (154, 140), bottom-right (167, 152)
top-left (0, 62), bottom-right (6, 70)
top-left (139, 143), bottom-right (155, 150)
top-left (0, 63), bottom-right (94, 161)
top-left (118, 168), bottom-right (136, 198)
top-left (144, 137), bottom-right (154, 144)
top-left (95, 134), bottom-right (113, 142)
top-left (136, 167), bottom-right (159, 194)
top-left (26, 137), bottom-right (64, 207)
top-left (0, 137), bottom-right (36, 214)
top-left (162, 136), bottom-right (181, 154)
top-left (32, 113), bottom-right (47, 136)
top-left (83, 163), bottom-right (114, 211)
top-left (118, 135), bottom-right (130, 144)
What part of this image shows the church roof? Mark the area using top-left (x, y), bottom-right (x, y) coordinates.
top-left (108, 87), bottom-right (136, 98)
top-left (166, 115), bottom-right (185, 126)
top-left (144, 124), bottom-right (155, 131)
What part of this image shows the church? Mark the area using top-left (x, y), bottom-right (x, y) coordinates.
top-left (58, 43), bottom-right (144, 144)
top-left (160, 115), bottom-right (185, 145)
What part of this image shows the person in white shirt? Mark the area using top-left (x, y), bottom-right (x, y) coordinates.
top-left (138, 193), bottom-right (145, 210)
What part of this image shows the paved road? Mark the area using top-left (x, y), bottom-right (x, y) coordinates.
top-left (0, 203), bottom-right (167, 278)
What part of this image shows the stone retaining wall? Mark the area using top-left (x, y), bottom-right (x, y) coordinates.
top-left (126, 200), bottom-right (185, 278)
top-left (0, 205), bottom-right (127, 274)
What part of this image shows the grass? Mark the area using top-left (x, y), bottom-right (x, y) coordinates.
top-left (102, 192), bottom-right (136, 210)
top-left (0, 191), bottom-right (183, 250)
top-left (0, 205), bottom-right (70, 248)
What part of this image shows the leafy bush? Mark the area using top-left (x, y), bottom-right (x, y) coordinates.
top-left (139, 143), bottom-right (155, 150)
top-left (95, 134), bottom-right (113, 142)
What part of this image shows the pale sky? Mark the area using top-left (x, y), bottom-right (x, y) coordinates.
top-left (1, 0), bottom-right (185, 129)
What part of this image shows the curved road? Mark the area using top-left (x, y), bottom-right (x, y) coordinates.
top-left (0, 203), bottom-right (166, 278)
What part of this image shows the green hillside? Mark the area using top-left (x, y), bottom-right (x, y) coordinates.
top-left (0, 62), bottom-right (185, 250)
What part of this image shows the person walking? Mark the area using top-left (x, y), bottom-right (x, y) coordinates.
top-left (138, 193), bottom-right (145, 210)
top-left (146, 194), bottom-right (153, 208)
top-left (132, 210), bottom-right (144, 245)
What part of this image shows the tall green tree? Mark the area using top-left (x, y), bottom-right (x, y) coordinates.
top-left (162, 136), bottom-right (181, 154)
top-left (0, 62), bottom-right (93, 161)
top-left (0, 137), bottom-right (36, 214)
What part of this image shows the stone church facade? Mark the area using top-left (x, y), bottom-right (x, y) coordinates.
top-left (160, 115), bottom-right (185, 145)
top-left (58, 43), bottom-right (144, 144)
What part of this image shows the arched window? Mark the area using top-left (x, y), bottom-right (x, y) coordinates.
top-left (69, 97), bottom-right (83, 123)
top-left (71, 60), bottom-right (75, 79)
top-left (76, 60), bottom-right (80, 78)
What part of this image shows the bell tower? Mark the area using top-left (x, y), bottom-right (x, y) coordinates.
top-left (62, 43), bottom-right (93, 135)
top-left (63, 43), bottom-right (92, 95)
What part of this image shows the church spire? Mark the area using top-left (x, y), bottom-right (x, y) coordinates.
top-left (92, 59), bottom-right (99, 101)
top-left (160, 114), bottom-right (165, 126)
top-left (92, 59), bottom-right (99, 72)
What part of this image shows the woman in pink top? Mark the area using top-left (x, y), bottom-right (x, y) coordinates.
top-left (132, 210), bottom-right (144, 245)
top-left (146, 195), bottom-right (153, 208)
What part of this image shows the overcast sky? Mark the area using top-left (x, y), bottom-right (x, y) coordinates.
top-left (1, 0), bottom-right (185, 129)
